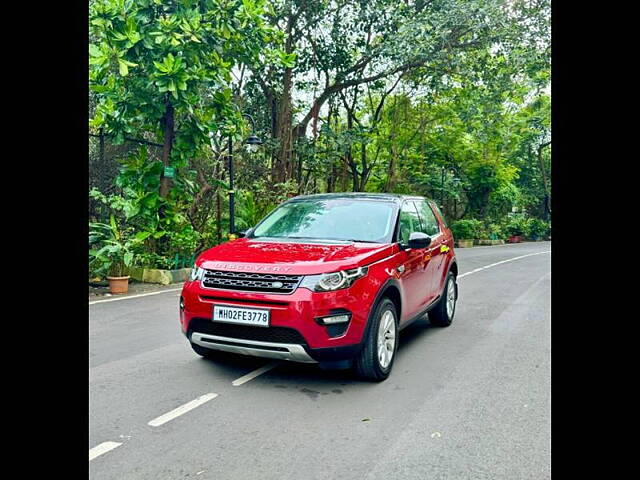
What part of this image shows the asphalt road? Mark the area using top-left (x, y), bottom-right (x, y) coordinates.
top-left (89, 241), bottom-right (551, 480)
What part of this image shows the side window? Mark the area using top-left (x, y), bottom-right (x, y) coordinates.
top-left (416, 200), bottom-right (440, 236)
top-left (398, 201), bottom-right (421, 244)
top-left (430, 202), bottom-right (447, 228)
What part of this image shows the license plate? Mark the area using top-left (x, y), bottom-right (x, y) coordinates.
top-left (212, 305), bottom-right (270, 327)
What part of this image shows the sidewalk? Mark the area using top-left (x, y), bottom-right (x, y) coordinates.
top-left (89, 280), bottom-right (184, 301)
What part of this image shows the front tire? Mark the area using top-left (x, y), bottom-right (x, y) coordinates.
top-left (354, 298), bottom-right (398, 381)
top-left (428, 271), bottom-right (457, 327)
top-left (190, 342), bottom-right (218, 359)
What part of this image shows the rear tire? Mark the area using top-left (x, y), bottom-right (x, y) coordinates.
top-left (354, 298), bottom-right (398, 382)
top-left (428, 271), bottom-right (457, 327)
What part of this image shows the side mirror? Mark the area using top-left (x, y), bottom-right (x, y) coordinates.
top-left (237, 227), bottom-right (254, 238)
top-left (407, 232), bottom-right (431, 249)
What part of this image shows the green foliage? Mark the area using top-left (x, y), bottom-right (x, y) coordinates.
top-left (526, 218), bottom-right (550, 239)
top-left (485, 222), bottom-right (504, 240)
top-left (450, 219), bottom-right (484, 240)
top-left (505, 215), bottom-right (529, 237)
top-left (234, 181), bottom-right (299, 231)
top-left (89, 0), bottom-right (551, 277)
top-left (89, 0), bottom-right (290, 267)
top-left (89, 214), bottom-right (148, 277)
top-left (90, 0), bottom-right (286, 156)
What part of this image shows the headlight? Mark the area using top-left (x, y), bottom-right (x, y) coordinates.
top-left (300, 266), bottom-right (368, 292)
top-left (189, 265), bottom-right (205, 281)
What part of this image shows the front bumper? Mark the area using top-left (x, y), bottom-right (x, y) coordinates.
top-left (190, 332), bottom-right (318, 363)
top-left (180, 273), bottom-right (382, 361)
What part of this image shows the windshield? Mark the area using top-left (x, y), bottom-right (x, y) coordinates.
top-left (251, 198), bottom-right (397, 243)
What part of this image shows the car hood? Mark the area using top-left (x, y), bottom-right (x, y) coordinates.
top-left (197, 238), bottom-right (398, 275)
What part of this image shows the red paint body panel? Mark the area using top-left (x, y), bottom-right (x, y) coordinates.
top-left (196, 238), bottom-right (397, 275)
top-left (180, 196), bottom-right (457, 358)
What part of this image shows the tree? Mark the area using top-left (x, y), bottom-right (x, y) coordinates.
top-left (89, 0), bottom-right (290, 256)
top-left (247, 0), bottom-right (531, 184)
top-left (90, 0), bottom-right (287, 222)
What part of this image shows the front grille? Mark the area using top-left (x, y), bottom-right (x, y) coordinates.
top-left (201, 269), bottom-right (302, 294)
top-left (189, 318), bottom-right (307, 344)
top-left (199, 296), bottom-right (289, 307)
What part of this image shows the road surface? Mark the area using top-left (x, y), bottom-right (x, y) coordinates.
top-left (89, 241), bottom-right (551, 480)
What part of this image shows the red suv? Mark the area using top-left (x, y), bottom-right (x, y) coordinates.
top-left (180, 193), bottom-right (458, 381)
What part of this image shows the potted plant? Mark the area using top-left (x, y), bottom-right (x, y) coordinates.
top-left (450, 219), bottom-right (482, 248)
top-left (89, 215), bottom-right (140, 294)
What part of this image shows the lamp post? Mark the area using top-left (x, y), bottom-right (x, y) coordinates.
top-left (440, 166), bottom-right (445, 207)
top-left (452, 176), bottom-right (461, 219)
top-left (209, 113), bottom-right (263, 238)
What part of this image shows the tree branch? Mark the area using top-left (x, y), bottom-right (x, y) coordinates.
top-left (296, 57), bottom-right (431, 136)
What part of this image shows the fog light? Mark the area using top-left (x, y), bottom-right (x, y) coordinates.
top-left (320, 314), bottom-right (350, 325)
top-left (179, 296), bottom-right (185, 310)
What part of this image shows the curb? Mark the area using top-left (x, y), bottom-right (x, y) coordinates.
top-left (126, 267), bottom-right (191, 285)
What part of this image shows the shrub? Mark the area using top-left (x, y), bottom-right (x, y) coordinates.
top-left (505, 216), bottom-right (528, 237)
top-left (450, 219), bottom-right (483, 239)
top-left (485, 222), bottom-right (504, 240)
top-left (527, 218), bottom-right (550, 239)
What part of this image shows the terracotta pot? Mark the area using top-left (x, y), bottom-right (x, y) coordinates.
top-left (107, 276), bottom-right (130, 294)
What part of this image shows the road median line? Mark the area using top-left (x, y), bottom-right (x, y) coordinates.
top-left (458, 251), bottom-right (550, 279)
top-left (232, 362), bottom-right (280, 386)
top-left (89, 441), bottom-right (122, 461)
top-left (148, 393), bottom-right (218, 427)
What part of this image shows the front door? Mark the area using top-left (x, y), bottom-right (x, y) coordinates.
top-left (415, 200), bottom-right (447, 304)
top-left (395, 201), bottom-right (433, 323)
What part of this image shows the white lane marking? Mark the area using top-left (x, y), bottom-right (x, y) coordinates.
top-left (89, 287), bottom-right (182, 305)
top-left (232, 362), bottom-right (280, 386)
top-left (89, 441), bottom-right (122, 461)
top-left (458, 251), bottom-right (550, 279)
top-left (148, 393), bottom-right (218, 427)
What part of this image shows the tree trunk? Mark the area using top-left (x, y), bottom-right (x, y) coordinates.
top-left (159, 99), bottom-right (174, 198)
top-left (273, 69), bottom-right (293, 183)
top-left (99, 127), bottom-right (105, 168)
top-left (326, 106), bottom-right (335, 193)
top-left (327, 161), bottom-right (337, 192)
top-left (537, 141), bottom-right (551, 215)
top-left (357, 142), bottom-right (368, 192)
top-left (271, 12), bottom-right (297, 184)
top-left (386, 146), bottom-right (397, 192)
top-left (216, 190), bottom-right (222, 244)
top-left (156, 99), bottom-right (175, 254)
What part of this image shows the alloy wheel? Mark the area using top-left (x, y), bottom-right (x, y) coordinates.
top-left (377, 310), bottom-right (396, 369)
top-left (446, 277), bottom-right (456, 318)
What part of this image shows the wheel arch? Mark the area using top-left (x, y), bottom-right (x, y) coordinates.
top-left (381, 283), bottom-right (402, 321)
top-left (370, 278), bottom-right (402, 325)
top-left (448, 258), bottom-right (458, 278)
